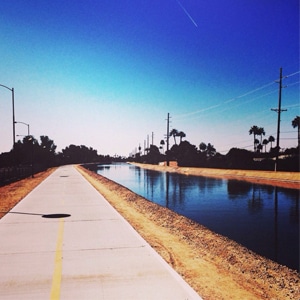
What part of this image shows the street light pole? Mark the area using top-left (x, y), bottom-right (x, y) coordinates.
top-left (12, 88), bottom-right (15, 147)
top-left (166, 113), bottom-right (170, 166)
top-left (15, 121), bottom-right (30, 136)
top-left (15, 122), bottom-right (33, 178)
top-left (0, 84), bottom-right (16, 149)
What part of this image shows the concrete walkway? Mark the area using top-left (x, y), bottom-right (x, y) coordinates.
top-left (0, 165), bottom-right (202, 299)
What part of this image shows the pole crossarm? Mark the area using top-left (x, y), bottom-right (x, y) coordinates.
top-left (271, 108), bottom-right (287, 112)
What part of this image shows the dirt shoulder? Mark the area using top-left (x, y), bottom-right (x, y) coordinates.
top-left (0, 168), bottom-right (56, 219)
top-left (77, 165), bottom-right (299, 300)
top-left (131, 162), bottom-right (300, 189)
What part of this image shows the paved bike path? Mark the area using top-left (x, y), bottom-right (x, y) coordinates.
top-left (0, 165), bottom-right (202, 299)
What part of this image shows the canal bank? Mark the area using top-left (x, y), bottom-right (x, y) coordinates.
top-left (130, 162), bottom-right (300, 189)
top-left (78, 165), bottom-right (300, 300)
top-left (95, 162), bottom-right (299, 270)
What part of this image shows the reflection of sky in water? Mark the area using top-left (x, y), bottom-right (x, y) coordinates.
top-left (97, 163), bottom-right (299, 271)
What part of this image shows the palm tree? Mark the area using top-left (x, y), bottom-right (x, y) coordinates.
top-left (268, 135), bottom-right (275, 150)
top-left (249, 125), bottom-right (260, 152)
top-left (178, 131), bottom-right (186, 143)
top-left (257, 127), bottom-right (265, 144)
top-left (262, 139), bottom-right (269, 153)
top-left (292, 116), bottom-right (300, 148)
top-left (254, 139), bottom-right (260, 152)
top-left (257, 143), bottom-right (263, 153)
top-left (169, 129), bottom-right (179, 145)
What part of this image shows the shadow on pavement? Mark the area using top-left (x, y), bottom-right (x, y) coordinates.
top-left (1, 211), bottom-right (71, 218)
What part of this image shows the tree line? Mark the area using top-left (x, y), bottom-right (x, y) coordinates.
top-left (130, 115), bottom-right (300, 171)
top-left (0, 135), bottom-right (114, 170)
top-left (0, 115), bottom-right (299, 174)
top-left (249, 116), bottom-right (300, 153)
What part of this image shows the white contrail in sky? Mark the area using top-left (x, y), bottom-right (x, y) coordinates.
top-left (176, 0), bottom-right (198, 27)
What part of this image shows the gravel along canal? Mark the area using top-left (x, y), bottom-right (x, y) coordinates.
top-left (95, 163), bottom-right (299, 272)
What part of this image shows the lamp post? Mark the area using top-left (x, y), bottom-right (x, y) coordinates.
top-left (0, 84), bottom-right (15, 149)
top-left (16, 129), bottom-right (34, 178)
top-left (15, 121), bottom-right (30, 136)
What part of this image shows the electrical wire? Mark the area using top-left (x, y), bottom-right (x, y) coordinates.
top-left (174, 71), bottom-right (299, 121)
top-left (157, 70), bottom-right (299, 153)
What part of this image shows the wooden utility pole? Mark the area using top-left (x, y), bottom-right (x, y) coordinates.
top-left (166, 113), bottom-right (170, 166)
top-left (271, 67), bottom-right (287, 171)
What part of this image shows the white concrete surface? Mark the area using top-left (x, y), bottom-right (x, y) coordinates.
top-left (0, 165), bottom-right (202, 299)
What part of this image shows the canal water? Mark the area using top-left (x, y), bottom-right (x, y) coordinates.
top-left (96, 163), bottom-right (299, 271)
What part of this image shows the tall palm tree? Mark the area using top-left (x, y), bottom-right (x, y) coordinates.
top-left (257, 127), bottom-right (265, 144)
top-left (178, 131), bottom-right (186, 143)
top-left (249, 125), bottom-right (260, 152)
top-left (169, 129), bottom-right (179, 145)
top-left (257, 143), bottom-right (263, 153)
top-left (254, 139), bottom-right (260, 152)
top-left (262, 139), bottom-right (269, 153)
top-left (268, 135), bottom-right (275, 150)
top-left (292, 116), bottom-right (300, 148)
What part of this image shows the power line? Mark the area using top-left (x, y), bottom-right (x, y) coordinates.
top-left (174, 81), bottom-right (276, 119)
top-left (285, 70), bottom-right (300, 78)
top-left (166, 70), bottom-right (299, 155)
top-left (281, 130), bottom-right (297, 134)
top-left (285, 80), bottom-right (300, 87)
top-left (174, 70), bottom-right (299, 121)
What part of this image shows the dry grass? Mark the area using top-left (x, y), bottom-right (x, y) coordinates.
top-left (0, 168), bottom-right (56, 219)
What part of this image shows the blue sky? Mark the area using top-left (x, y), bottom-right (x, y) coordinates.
top-left (0, 0), bottom-right (299, 156)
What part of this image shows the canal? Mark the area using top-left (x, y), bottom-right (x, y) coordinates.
top-left (95, 163), bottom-right (299, 271)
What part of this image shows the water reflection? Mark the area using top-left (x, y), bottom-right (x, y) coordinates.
top-left (96, 163), bottom-right (299, 271)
